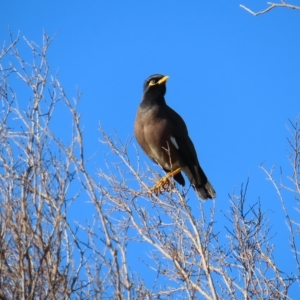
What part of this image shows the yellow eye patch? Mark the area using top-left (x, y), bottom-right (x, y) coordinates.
top-left (148, 80), bottom-right (156, 86)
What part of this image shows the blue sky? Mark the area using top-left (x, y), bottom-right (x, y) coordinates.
top-left (2, 1), bottom-right (300, 296)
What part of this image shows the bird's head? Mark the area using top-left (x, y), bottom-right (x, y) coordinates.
top-left (142, 74), bottom-right (169, 104)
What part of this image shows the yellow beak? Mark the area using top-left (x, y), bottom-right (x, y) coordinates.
top-left (157, 75), bottom-right (169, 85)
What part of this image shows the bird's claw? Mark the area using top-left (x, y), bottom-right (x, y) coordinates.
top-left (151, 176), bottom-right (175, 196)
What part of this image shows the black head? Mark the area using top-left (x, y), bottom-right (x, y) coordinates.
top-left (141, 74), bottom-right (169, 105)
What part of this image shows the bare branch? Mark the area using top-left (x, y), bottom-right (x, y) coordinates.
top-left (240, 1), bottom-right (300, 16)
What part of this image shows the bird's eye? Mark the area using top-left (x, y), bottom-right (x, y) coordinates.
top-left (149, 80), bottom-right (156, 86)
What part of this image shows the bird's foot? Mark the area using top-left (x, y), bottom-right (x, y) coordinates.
top-left (151, 168), bottom-right (182, 196)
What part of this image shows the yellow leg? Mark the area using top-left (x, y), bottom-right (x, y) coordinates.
top-left (151, 167), bottom-right (182, 195)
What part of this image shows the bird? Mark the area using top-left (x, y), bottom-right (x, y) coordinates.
top-left (134, 74), bottom-right (216, 200)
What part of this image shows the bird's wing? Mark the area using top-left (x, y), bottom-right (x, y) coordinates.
top-left (165, 106), bottom-right (208, 185)
top-left (165, 106), bottom-right (216, 199)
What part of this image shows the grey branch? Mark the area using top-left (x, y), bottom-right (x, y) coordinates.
top-left (240, 1), bottom-right (300, 16)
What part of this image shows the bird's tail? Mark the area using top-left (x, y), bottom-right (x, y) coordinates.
top-left (194, 179), bottom-right (216, 200)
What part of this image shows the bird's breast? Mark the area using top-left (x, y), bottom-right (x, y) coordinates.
top-left (143, 119), bottom-right (181, 169)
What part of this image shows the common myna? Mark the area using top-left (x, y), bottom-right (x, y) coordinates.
top-left (134, 74), bottom-right (216, 200)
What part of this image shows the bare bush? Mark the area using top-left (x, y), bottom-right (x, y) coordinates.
top-left (0, 32), bottom-right (299, 299)
top-left (0, 32), bottom-right (89, 299)
top-left (260, 116), bottom-right (300, 275)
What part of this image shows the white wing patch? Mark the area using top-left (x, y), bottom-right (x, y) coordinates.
top-left (170, 136), bottom-right (179, 149)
